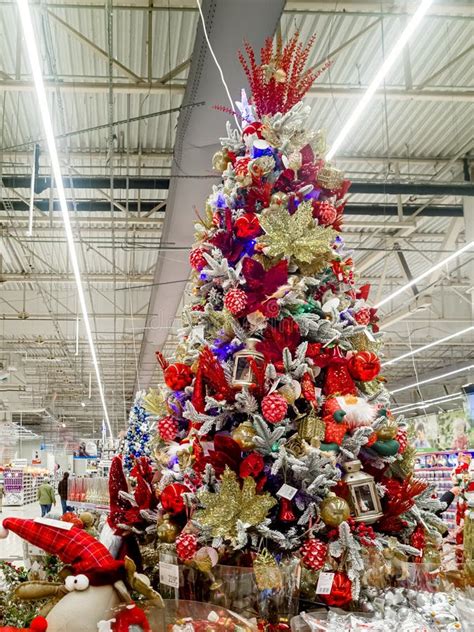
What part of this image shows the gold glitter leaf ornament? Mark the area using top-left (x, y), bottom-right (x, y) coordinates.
top-left (195, 467), bottom-right (277, 542)
top-left (258, 200), bottom-right (336, 271)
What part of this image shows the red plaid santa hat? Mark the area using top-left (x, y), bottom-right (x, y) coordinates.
top-left (0, 517), bottom-right (124, 586)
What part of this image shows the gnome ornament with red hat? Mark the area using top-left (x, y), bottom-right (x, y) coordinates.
top-left (0, 517), bottom-right (163, 632)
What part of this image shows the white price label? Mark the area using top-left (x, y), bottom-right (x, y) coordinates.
top-left (316, 572), bottom-right (334, 595)
top-left (276, 484), bottom-right (298, 500)
top-left (159, 561), bottom-right (180, 588)
top-left (35, 518), bottom-right (73, 530)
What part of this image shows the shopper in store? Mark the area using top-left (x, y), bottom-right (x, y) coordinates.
top-left (37, 477), bottom-right (55, 517)
top-left (57, 471), bottom-right (70, 515)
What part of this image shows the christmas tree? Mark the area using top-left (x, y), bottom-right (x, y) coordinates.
top-left (122, 390), bottom-right (152, 471)
top-left (151, 33), bottom-right (444, 609)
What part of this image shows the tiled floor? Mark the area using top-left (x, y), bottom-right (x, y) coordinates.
top-left (0, 501), bottom-right (51, 561)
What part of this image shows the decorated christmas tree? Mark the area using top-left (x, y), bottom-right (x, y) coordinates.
top-left (151, 34), bottom-right (444, 610)
top-left (122, 390), bottom-right (152, 471)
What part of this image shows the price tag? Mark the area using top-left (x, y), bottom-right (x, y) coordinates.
top-left (316, 572), bottom-right (334, 595)
top-left (276, 484), bottom-right (298, 500)
top-left (35, 518), bottom-right (73, 531)
top-left (159, 561), bottom-right (180, 588)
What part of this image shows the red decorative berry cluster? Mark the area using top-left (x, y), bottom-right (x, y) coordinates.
top-left (224, 288), bottom-right (248, 315)
top-left (158, 416), bottom-right (179, 442)
top-left (175, 532), bottom-right (198, 561)
top-left (261, 392), bottom-right (288, 424)
top-left (300, 538), bottom-right (327, 570)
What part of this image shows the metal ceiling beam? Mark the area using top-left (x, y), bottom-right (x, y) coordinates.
top-left (0, 273), bottom-right (154, 284)
top-left (0, 80), bottom-right (471, 102)
top-left (3, 176), bottom-right (473, 196)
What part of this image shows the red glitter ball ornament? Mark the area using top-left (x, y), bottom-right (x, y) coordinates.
top-left (189, 247), bottom-right (208, 271)
top-left (320, 571), bottom-right (352, 607)
top-left (223, 288), bottom-right (248, 315)
top-left (175, 532), bottom-right (198, 561)
top-left (160, 482), bottom-right (190, 515)
top-left (158, 416), bottom-right (179, 442)
top-left (348, 351), bottom-right (381, 382)
top-left (261, 392), bottom-right (288, 424)
top-left (164, 362), bottom-right (193, 391)
top-left (316, 200), bottom-right (337, 226)
top-left (395, 428), bottom-right (408, 453)
top-left (300, 538), bottom-right (328, 570)
top-left (354, 307), bottom-right (371, 326)
top-left (234, 212), bottom-right (261, 239)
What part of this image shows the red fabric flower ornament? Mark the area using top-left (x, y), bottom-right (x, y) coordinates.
top-left (210, 209), bottom-right (244, 264)
top-left (256, 317), bottom-right (300, 370)
top-left (241, 257), bottom-right (288, 316)
top-left (195, 434), bottom-right (242, 477)
top-left (239, 452), bottom-right (264, 478)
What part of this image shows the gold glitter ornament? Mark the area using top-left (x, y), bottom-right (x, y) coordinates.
top-left (320, 493), bottom-right (351, 527)
top-left (249, 155), bottom-right (275, 178)
top-left (253, 549), bottom-right (283, 590)
top-left (270, 191), bottom-right (289, 208)
top-left (298, 409), bottom-right (326, 445)
top-left (231, 421), bottom-right (257, 450)
top-left (157, 514), bottom-right (180, 543)
top-left (258, 201), bottom-right (336, 272)
top-left (316, 164), bottom-right (345, 190)
top-left (195, 467), bottom-right (277, 542)
top-left (376, 418), bottom-right (398, 440)
top-left (212, 149), bottom-right (232, 172)
top-left (285, 434), bottom-right (308, 458)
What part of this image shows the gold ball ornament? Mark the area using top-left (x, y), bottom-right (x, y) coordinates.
top-left (231, 421), bottom-right (257, 450)
top-left (320, 493), bottom-right (351, 527)
top-left (212, 149), bottom-right (231, 172)
top-left (376, 418), bottom-right (398, 440)
top-left (157, 513), bottom-right (180, 543)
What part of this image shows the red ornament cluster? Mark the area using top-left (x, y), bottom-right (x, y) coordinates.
top-left (175, 532), bottom-right (198, 561)
top-left (300, 538), bottom-right (327, 570)
top-left (261, 392), bottom-right (288, 424)
top-left (224, 288), bottom-right (248, 315)
top-left (158, 416), bottom-right (179, 442)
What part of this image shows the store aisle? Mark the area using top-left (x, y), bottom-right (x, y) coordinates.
top-left (0, 501), bottom-right (53, 561)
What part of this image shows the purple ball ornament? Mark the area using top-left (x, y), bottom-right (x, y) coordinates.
top-left (251, 139), bottom-right (273, 159)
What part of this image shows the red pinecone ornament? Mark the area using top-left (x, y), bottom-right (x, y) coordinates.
top-left (396, 428), bottom-right (408, 453)
top-left (158, 416), bottom-right (179, 442)
top-left (300, 538), bottom-right (327, 570)
top-left (354, 307), bottom-right (371, 325)
top-left (261, 393), bottom-right (288, 424)
top-left (316, 200), bottom-right (337, 226)
top-left (189, 247), bottom-right (207, 271)
top-left (224, 288), bottom-right (248, 315)
top-left (176, 532), bottom-right (198, 561)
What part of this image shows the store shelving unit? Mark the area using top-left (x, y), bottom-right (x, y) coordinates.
top-left (414, 450), bottom-right (474, 532)
top-left (3, 470), bottom-right (47, 506)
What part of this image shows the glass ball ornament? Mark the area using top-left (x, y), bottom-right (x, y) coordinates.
top-left (376, 418), bottom-right (398, 440)
top-left (157, 513), bottom-right (180, 543)
top-left (320, 493), bottom-right (351, 527)
top-left (231, 421), bottom-right (257, 450)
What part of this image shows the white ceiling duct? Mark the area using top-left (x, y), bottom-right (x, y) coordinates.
top-left (136, 0), bottom-right (285, 390)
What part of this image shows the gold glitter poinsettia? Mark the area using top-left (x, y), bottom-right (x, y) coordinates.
top-left (258, 200), bottom-right (336, 273)
top-left (143, 388), bottom-right (167, 417)
top-left (195, 467), bottom-right (277, 542)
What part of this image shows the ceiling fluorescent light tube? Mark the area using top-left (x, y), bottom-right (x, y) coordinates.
top-left (392, 392), bottom-right (462, 412)
top-left (392, 395), bottom-right (463, 414)
top-left (391, 365), bottom-right (474, 395)
top-left (326, 0), bottom-right (434, 160)
top-left (383, 326), bottom-right (474, 366)
top-left (376, 241), bottom-right (473, 309)
top-left (16, 0), bottom-right (112, 438)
